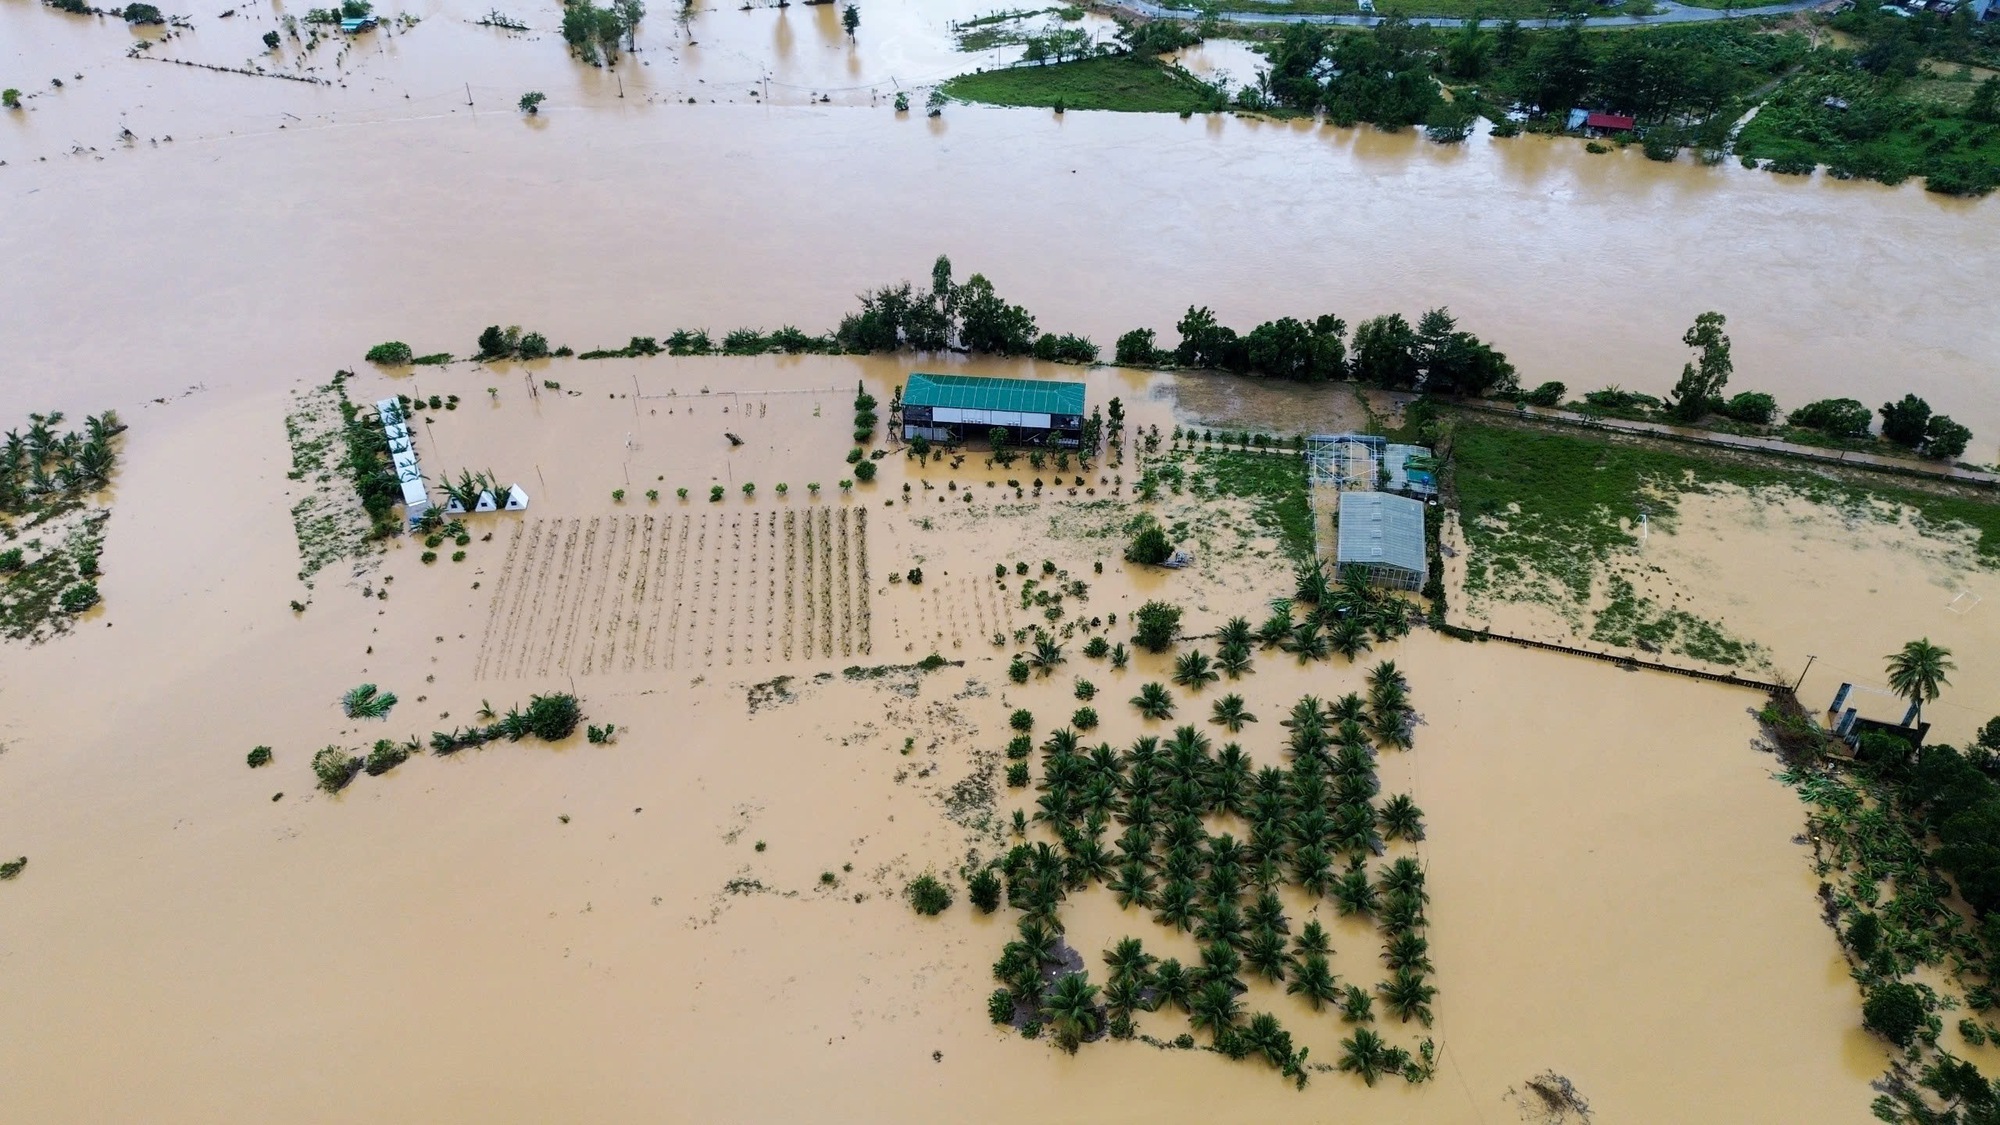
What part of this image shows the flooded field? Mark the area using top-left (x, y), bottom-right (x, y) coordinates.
top-left (0, 354), bottom-right (1885, 1121)
top-left (3, 5), bottom-right (1998, 1116)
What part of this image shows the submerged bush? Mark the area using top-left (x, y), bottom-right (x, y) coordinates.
top-left (246, 745), bottom-right (273, 768)
top-left (59, 582), bottom-right (100, 614)
top-left (363, 738), bottom-right (411, 776)
top-left (907, 873), bottom-right (953, 916)
top-left (312, 746), bottom-right (359, 792)
top-left (1863, 981), bottom-right (1926, 1047)
top-left (364, 341), bottom-right (414, 365)
top-left (342, 683), bottom-right (398, 719)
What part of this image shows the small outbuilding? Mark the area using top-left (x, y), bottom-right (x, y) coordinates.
top-left (899, 373), bottom-right (1086, 448)
top-left (1335, 491), bottom-right (1427, 592)
top-left (1585, 112), bottom-right (1636, 133)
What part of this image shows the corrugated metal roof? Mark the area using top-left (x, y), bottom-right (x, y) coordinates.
top-left (904, 373), bottom-right (1085, 416)
top-left (1336, 491), bottom-right (1427, 574)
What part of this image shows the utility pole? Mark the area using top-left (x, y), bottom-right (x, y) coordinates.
top-left (1791, 655), bottom-right (1817, 695)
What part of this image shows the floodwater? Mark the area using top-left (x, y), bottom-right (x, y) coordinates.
top-left (1, 6), bottom-right (1992, 1117)
top-left (0, 354), bottom-right (1880, 1120)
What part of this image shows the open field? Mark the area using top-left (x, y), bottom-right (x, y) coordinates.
top-left (942, 54), bottom-right (1223, 112)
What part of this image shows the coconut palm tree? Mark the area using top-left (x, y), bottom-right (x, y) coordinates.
top-left (1042, 726), bottom-right (1082, 760)
top-left (1331, 986), bottom-right (1373, 1027)
top-left (1292, 845), bottom-right (1337, 898)
top-left (1368, 659), bottom-right (1408, 696)
top-left (1885, 639), bottom-right (1955, 723)
top-left (1217, 616), bottom-right (1253, 649)
top-left (1295, 558), bottom-right (1334, 605)
top-left (1379, 968), bottom-right (1436, 1025)
top-left (1198, 940), bottom-right (1243, 985)
top-left (1379, 856), bottom-right (1428, 902)
top-left (1380, 889), bottom-right (1428, 936)
top-left (1338, 1027), bottom-right (1393, 1085)
top-left (1379, 793), bottom-right (1425, 842)
top-left (1370, 708), bottom-right (1414, 751)
top-left (1151, 957), bottom-right (1193, 1012)
top-left (1132, 682), bottom-right (1175, 721)
top-left (1245, 890), bottom-right (1287, 933)
top-left (1384, 931), bottom-right (1432, 975)
top-left (1028, 634), bottom-right (1067, 677)
top-left (1196, 898), bottom-right (1246, 948)
top-left (1173, 650), bottom-right (1219, 692)
top-left (1243, 1011), bottom-right (1295, 1069)
top-left (1210, 693), bottom-right (1256, 732)
top-left (1244, 927), bottom-right (1289, 983)
top-left (1189, 978), bottom-right (1242, 1041)
top-left (1285, 619), bottom-right (1330, 663)
top-left (1102, 975), bottom-right (1149, 1025)
top-left (1288, 951), bottom-right (1341, 1011)
top-left (1333, 862), bottom-right (1380, 917)
top-left (1255, 604), bottom-right (1295, 648)
top-left (1154, 878), bottom-right (1199, 932)
top-left (1104, 936), bottom-right (1157, 985)
top-left (1216, 640), bottom-right (1253, 679)
top-left (1108, 861), bottom-right (1157, 910)
top-left (1294, 918), bottom-right (1333, 959)
top-left (1330, 617), bottom-right (1372, 662)
top-left (1041, 972), bottom-right (1102, 1052)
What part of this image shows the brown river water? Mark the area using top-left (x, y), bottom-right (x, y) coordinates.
top-left (0, 5), bottom-right (1992, 1118)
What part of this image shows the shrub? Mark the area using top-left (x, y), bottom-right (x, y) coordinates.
top-left (854, 461), bottom-right (877, 483)
top-left (2, 89), bottom-right (21, 110)
top-left (677, 488), bottom-right (688, 500)
top-left (364, 341), bottom-right (414, 365)
top-left (1005, 735), bottom-right (1032, 759)
top-left (647, 489), bottom-right (659, 502)
top-left (1126, 520), bottom-right (1174, 566)
top-left (1847, 912), bottom-right (1881, 961)
top-left (907, 873), bottom-right (953, 915)
top-left (1008, 657), bottom-right (1030, 684)
top-left (247, 746), bottom-right (273, 768)
top-left (0, 857), bottom-right (25, 879)
top-left (586, 723), bottom-right (616, 744)
top-left (452, 551), bottom-right (466, 562)
top-left (364, 738), bottom-right (411, 775)
top-left (59, 582), bottom-right (100, 613)
top-left (1133, 600), bottom-right (1182, 653)
top-left (1006, 761), bottom-right (1030, 787)
top-left (1788, 398), bottom-right (1871, 437)
top-left (742, 482), bottom-right (755, 497)
top-left (1720, 391), bottom-right (1777, 425)
top-left (1084, 636), bottom-right (1109, 659)
top-left (847, 447), bottom-right (864, 464)
top-left (1010, 709), bottom-right (1034, 732)
top-left (421, 551), bottom-right (438, 564)
top-left (989, 988), bottom-right (1016, 1023)
top-left (0, 548), bottom-right (23, 571)
top-left (312, 746), bottom-right (359, 792)
top-left (518, 90), bottom-right (546, 114)
top-left (1523, 381), bottom-right (1565, 407)
top-left (613, 488), bottom-right (626, 502)
top-left (1072, 706), bottom-right (1099, 730)
top-left (906, 567), bottom-right (923, 585)
top-left (1115, 328), bottom-right (1160, 366)
top-left (518, 332), bottom-right (550, 359)
top-left (1863, 981), bottom-right (1926, 1047)
top-left (969, 868), bottom-right (1002, 912)
top-left (123, 3), bottom-right (164, 22)
top-left (1074, 679), bottom-right (1095, 700)
top-left (520, 693), bottom-right (583, 740)
top-left (710, 486), bottom-right (725, 502)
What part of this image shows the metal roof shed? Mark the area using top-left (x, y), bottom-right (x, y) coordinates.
top-left (1335, 491), bottom-right (1427, 591)
top-left (900, 373), bottom-right (1086, 447)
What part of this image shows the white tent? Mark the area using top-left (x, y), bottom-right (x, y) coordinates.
top-left (504, 484), bottom-right (530, 511)
top-left (474, 490), bottom-right (498, 512)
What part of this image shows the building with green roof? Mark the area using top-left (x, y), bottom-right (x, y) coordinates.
top-left (898, 373), bottom-right (1086, 448)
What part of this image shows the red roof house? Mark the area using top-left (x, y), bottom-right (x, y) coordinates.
top-left (1585, 112), bottom-right (1636, 132)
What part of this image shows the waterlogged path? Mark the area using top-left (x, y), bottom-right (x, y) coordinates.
top-left (1111, 0), bottom-right (1830, 28)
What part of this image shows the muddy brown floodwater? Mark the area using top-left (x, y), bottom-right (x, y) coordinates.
top-left (0, 8), bottom-right (1991, 1116)
top-left (0, 353), bottom-right (1885, 1121)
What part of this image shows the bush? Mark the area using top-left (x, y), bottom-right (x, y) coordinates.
top-left (1847, 912), bottom-right (1881, 961)
top-left (1072, 706), bottom-right (1099, 730)
top-left (518, 91), bottom-right (546, 115)
top-left (854, 460), bottom-right (877, 483)
top-left (1083, 636), bottom-right (1109, 659)
top-left (1132, 600), bottom-right (1182, 653)
top-left (1523, 381), bottom-right (1565, 407)
top-left (906, 567), bottom-right (923, 585)
top-left (907, 873), bottom-right (953, 915)
top-left (1788, 398), bottom-right (1872, 437)
top-left (1718, 392), bottom-right (1777, 425)
top-left (246, 746), bottom-right (273, 768)
top-left (1008, 657), bottom-right (1030, 683)
top-left (518, 331), bottom-right (550, 359)
top-left (520, 693), bottom-right (583, 740)
top-left (364, 738), bottom-right (411, 776)
top-left (969, 867), bottom-right (1002, 912)
top-left (710, 486), bottom-right (725, 502)
top-left (989, 988), bottom-right (1016, 1023)
top-left (1863, 981), bottom-right (1926, 1047)
top-left (1126, 521), bottom-right (1173, 566)
top-left (1005, 735), bottom-right (1033, 759)
top-left (312, 747), bottom-right (359, 793)
top-left (2, 90), bottom-right (21, 110)
top-left (59, 582), bottom-right (100, 614)
top-left (1006, 761), bottom-right (1030, 787)
top-left (342, 683), bottom-right (398, 718)
top-left (1032, 333), bottom-right (1099, 364)
top-left (1880, 395), bottom-right (1933, 448)
top-left (1923, 416), bottom-right (1973, 460)
top-left (365, 341), bottom-right (414, 365)
top-left (123, 3), bottom-right (164, 22)
top-left (1010, 708), bottom-right (1034, 732)
top-left (0, 548), bottom-right (23, 571)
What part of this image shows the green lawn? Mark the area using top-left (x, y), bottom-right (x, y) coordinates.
top-left (941, 55), bottom-right (1221, 114)
top-left (1735, 72), bottom-right (2000, 195)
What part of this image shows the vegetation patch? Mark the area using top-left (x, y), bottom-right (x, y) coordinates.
top-left (0, 409), bottom-right (123, 644)
top-left (285, 378), bottom-right (383, 588)
top-left (942, 54), bottom-right (1222, 114)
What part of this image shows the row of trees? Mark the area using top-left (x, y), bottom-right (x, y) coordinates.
top-left (835, 255), bottom-right (1065, 359)
top-left (0, 410), bottom-right (123, 514)
top-left (1115, 306), bottom-right (1517, 398)
top-left (561, 0), bottom-right (643, 66)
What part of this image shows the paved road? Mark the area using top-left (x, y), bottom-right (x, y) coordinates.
top-left (1110, 0), bottom-right (1827, 29)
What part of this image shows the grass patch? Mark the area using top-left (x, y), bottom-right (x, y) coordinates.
top-left (1190, 449), bottom-right (1313, 561)
top-left (942, 55), bottom-right (1221, 114)
top-left (285, 379), bottom-right (381, 587)
top-left (1, 409), bottom-right (123, 644)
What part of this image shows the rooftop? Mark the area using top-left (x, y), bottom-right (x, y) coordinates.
top-left (1335, 491), bottom-right (1427, 575)
top-left (904, 373), bottom-right (1085, 416)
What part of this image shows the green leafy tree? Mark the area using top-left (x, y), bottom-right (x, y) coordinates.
top-left (1666, 311), bottom-right (1731, 422)
top-left (841, 2), bottom-right (857, 38)
top-left (1349, 314), bottom-right (1418, 388)
top-left (1114, 328), bottom-right (1158, 366)
top-left (1789, 398), bottom-right (1872, 437)
top-left (518, 90), bottom-right (546, 114)
top-left (957, 274), bottom-right (1036, 354)
top-left (1863, 981), bottom-right (1926, 1048)
top-left (1879, 394), bottom-right (1933, 448)
top-left (1126, 519), bottom-right (1173, 565)
top-left (1041, 972), bottom-right (1100, 1052)
top-left (1337, 1026), bottom-right (1394, 1085)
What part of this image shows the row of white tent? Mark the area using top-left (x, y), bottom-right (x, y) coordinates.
top-left (377, 398), bottom-right (528, 530)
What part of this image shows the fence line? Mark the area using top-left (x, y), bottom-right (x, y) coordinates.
top-left (1439, 623), bottom-right (1784, 693)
